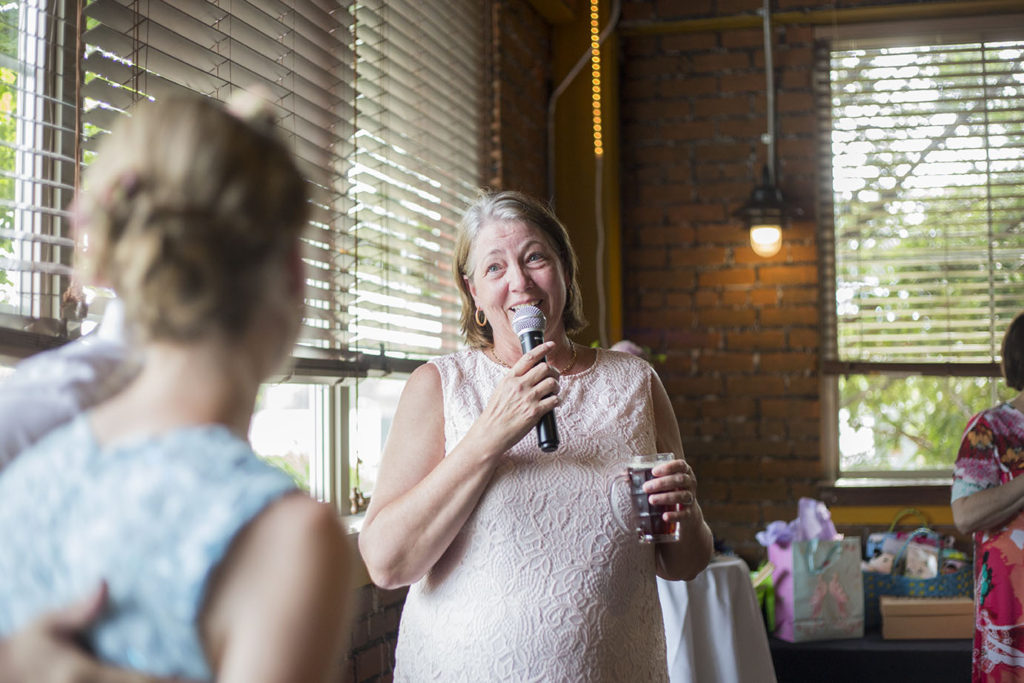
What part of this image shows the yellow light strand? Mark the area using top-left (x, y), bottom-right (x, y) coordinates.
top-left (590, 1), bottom-right (602, 157)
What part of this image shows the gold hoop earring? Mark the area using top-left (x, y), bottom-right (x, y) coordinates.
top-left (475, 308), bottom-right (487, 327)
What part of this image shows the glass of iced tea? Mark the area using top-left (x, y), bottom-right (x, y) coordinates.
top-left (608, 453), bottom-right (681, 543)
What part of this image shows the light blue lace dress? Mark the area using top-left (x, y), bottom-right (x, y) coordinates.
top-left (0, 413), bottom-right (297, 681)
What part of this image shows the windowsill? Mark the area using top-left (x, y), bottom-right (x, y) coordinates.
top-left (341, 512), bottom-right (365, 536)
top-left (819, 478), bottom-right (951, 507)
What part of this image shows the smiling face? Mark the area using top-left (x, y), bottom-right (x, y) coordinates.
top-left (464, 218), bottom-right (568, 349)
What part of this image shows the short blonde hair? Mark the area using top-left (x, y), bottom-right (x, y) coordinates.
top-left (454, 190), bottom-right (586, 348)
top-left (76, 95), bottom-right (308, 341)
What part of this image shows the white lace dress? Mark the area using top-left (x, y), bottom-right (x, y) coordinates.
top-left (393, 348), bottom-right (670, 682)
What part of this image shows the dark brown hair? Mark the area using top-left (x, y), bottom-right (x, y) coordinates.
top-left (1002, 310), bottom-right (1024, 391)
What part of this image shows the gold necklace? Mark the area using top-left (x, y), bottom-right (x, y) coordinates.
top-left (489, 343), bottom-right (578, 374)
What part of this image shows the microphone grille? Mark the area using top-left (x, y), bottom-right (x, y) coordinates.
top-left (512, 305), bottom-right (546, 335)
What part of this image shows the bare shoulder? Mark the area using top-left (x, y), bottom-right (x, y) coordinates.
top-left (200, 493), bottom-right (352, 681)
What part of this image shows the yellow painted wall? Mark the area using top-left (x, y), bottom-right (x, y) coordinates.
top-left (550, 0), bottom-right (622, 347)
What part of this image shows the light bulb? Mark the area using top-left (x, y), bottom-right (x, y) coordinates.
top-left (750, 224), bottom-right (782, 257)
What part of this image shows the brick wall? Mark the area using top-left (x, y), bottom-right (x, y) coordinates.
top-left (620, 0), bottom-right (829, 564)
top-left (487, 0), bottom-right (552, 199)
top-left (340, 584), bottom-right (408, 683)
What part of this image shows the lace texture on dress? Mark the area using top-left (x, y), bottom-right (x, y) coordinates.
top-left (394, 348), bottom-right (670, 682)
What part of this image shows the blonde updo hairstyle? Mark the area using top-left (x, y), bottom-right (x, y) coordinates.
top-left (454, 190), bottom-right (586, 348)
top-left (75, 94), bottom-right (308, 343)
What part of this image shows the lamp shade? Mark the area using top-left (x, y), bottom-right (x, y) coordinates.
top-left (736, 165), bottom-right (786, 257)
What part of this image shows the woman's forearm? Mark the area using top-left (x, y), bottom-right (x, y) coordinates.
top-left (952, 475), bottom-right (1024, 535)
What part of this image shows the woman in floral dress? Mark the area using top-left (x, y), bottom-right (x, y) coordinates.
top-left (953, 310), bottom-right (1024, 682)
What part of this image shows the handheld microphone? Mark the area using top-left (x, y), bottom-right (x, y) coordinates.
top-left (511, 305), bottom-right (559, 452)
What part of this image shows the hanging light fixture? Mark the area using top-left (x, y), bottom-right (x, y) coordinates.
top-left (736, 0), bottom-right (786, 258)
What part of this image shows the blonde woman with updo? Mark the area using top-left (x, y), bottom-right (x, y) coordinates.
top-left (0, 96), bottom-right (351, 682)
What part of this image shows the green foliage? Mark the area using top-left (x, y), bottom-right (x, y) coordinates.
top-left (840, 374), bottom-right (1017, 471)
top-left (259, 453), bottom-right (311, 491)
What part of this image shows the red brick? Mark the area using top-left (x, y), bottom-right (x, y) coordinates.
top-left (695, 142), bottom-right (754, 163)
top-left (636, 225), bottom-right (696, 246)
top-left (655, 0), bottom-right (713, 17)
top-left (788, 418), bottom-right (821, 439)
top-left (777, 136), bottom-right (816, 159)
top-left (697, 161), bottom-right (749, 183)
top-left (670, 245), bottom-right (728, 267)
top-left (631, 55), bottom-right (685, 78)
top-left (761, 304), bottom-right (819, 326)
top-left (702, 502), bottom-right (761, 523)
top-left (632, 268), bottom-right (696, 289)
top-left (781, 25), bottom-right (815, 46)
top-left (759, 459), bottom-right (824, 479)
top-left (662, 33), bottom-right (718, 52)
top-left (667, 291), bottom-right (696, 308)
top-left (699, 307), bottom-right (757, 327)
top-left (787, 376), bottom-right (819, 395)
top-left (698, 268), bottom-right (755, 287)
top-left (760, 351), bottom-right (816, 372)
top-left (695, 181), bottom-right (755, 202)
top-left (781, 69), bottom-right (812, 89)
top-left (660, 76), bottom-right (718, 97)
top-left (777, 91), bottom-right (815, 114)
top-left (695, 290), bottom-right (719, 307)
top-left (717, 118), bottom-right (767, 140)
top-left (664, 329), bottom-right (721, 348)
top-left (626, 248), bottom-right (670, 269)
top-left (730, 482), bottom-right (784, 501)
top-left (666, 202), bottom-right (728, 222)
top-left (659, 120), bottom-right (717, 142)
top-left (697, 458), bottom-right (747, 478)
top-left (750, 287), bottom-right (779, 305)
top-left (639, 182), bottom-right (696, 205)
top-left (789, 328), bottom-right (819, 348)
top-left (719, 73), bottom-right (767, 94)
top-left (694, 95), bottom-right (750, 118)
top-left (722, 28), bottom-right (765, 49)
top-left (634, 308), bottom-right (696, 328)
top-left (634, 290), bottom-right (667, 309)
top-left (763, 397), bottom-right (819, 419)
top-left (698, 351), bottom-right (755, 372)
top-left (758, 265), bottom-right (816, 285)
top-left (779, 287), bottom-right (817, 304)
top-left (692, 52), bottom-right (751, 73)
top-left (786, 243), bottom-right (817, 263)
top-left (716, 0), bottom-right (765, 14)
top-left (702, 397), bottom-right (758, 419)
top-left (720, 290), bottom-right (748, 306)
top-left (726, 329), bottom-right (786, 350)
top-left (666, 376), bottom-right (725, 396)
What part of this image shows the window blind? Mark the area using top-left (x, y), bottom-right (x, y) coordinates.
top-left (819, 33), bottom-right (1024, 367)
top-left (348, 0), bottom-right (483, 360)
top-left (0, 1), bottom-right (78, 341)
top-left (82, 0), bottom-right (358, 362)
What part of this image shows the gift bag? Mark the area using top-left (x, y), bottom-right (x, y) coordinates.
top-left (865, 507), bottom-right (932, 559)
top-left (769, 537), bottom-right (865, 642)
top-left (862, 527), bottom-right (973, 629)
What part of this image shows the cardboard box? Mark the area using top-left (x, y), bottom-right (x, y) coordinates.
top-left (880, 596), bottom-right (974, 640)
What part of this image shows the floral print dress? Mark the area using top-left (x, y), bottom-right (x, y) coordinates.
top-left (952, 402), bottom-right (1024, 682)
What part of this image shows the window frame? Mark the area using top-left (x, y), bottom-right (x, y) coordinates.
top-left (815, 17), bottom-right (1024, 482)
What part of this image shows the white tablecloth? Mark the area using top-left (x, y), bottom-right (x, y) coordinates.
top-left (658, 555), bottom-right (778, 683)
